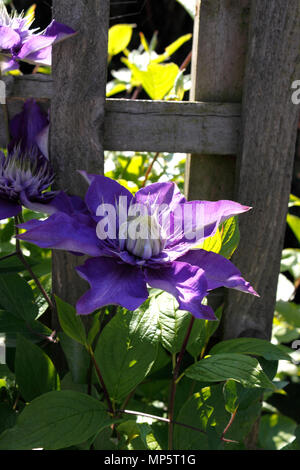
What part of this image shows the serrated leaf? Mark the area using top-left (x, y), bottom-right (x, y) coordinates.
top-left (0, 391), bottom-right (114, 450)
top-left (56, 296), bottom-right (86, 346)
top-left (94, 307), bottom-right (159, 402)
top-left (15, 335), bottom-right (60, 402)
top-left (209, 337), bottom-right (291, 361)
top-left (185, 353), bottom-right (276, 390)
top-left (0, 273), bottom-right (38, 322)
top-left (151, 291), bottom-right (192, 354)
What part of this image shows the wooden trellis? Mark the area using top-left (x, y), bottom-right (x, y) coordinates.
top-left (1, 0), bottom-right (300, 342)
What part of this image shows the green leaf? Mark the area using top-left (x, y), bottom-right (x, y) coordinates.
top-left (219, 216), bottom-right (240, 259)
top-left (185, 353), bottom-right (276, 390)
top-left (173, 388), bottom-right (213, 450)
top-left (258, 414), bottom-right (297, 450)
top-left (287, 213), bottom-right (300, 244)
top-left (15, 335), bottom-right (60, 402)
top-left (129, 62), bottom-right (180, 100)
top-left (186, 305), bottom-right (222, 358)
top-left (209, 337), bottom-right (291, 361)
top-left (55, 296), bottom-right (86, 346)
top-left (94, 307), bottom-right (159, 402)
top-left (0, 310), bottom-right (52, 345)
top-left (276, 300), bottom-right (300, 328)
top-left (281, 248), bottom-right (300, 279)
top-left (0, 273), bottom-right (38, 322)
top-left (59, 332), bottom-right (90, 384)
top-left (0, 391), bottom-right (114, 450)
top-left (164, 33), bottom-right (192, 57)
top-left (151, 291), bottom-right (192, 354)
top-left (200, 229), bottom-right (222, 254)
top-left (108, 24), bottom-right (133, 57)
top-left (0, 404), bottom-right (17, 434)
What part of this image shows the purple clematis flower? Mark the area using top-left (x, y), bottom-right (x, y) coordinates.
top-left (0, 99), bottom-right (61, 220)
top-left (0, 2), bottom-right (75, 72)
top-left (17, 175), bottom-right (258, 320)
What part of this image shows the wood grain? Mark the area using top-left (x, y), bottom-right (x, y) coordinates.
top-left (222, 0), bottom-right (300, 340)
top-left (1, 78), bottom-right (241, 155)
top-left (185, 0), bottom-right (250, 201)
top-left (50, 0), bottom-right (110, 328)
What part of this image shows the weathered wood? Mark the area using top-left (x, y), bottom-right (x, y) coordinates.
top-left (50, 0), bottom-right (110, 325)
top-left (185, 0), bottom-right (250, 200)
top-left (2, 74), bottom-right (52, 101)
top-left (223, 0), bottom-right (300, 340)
top-left (104, 99), bottom-right (240, 154)
top-left (1, 77), bottom-right (241, 154)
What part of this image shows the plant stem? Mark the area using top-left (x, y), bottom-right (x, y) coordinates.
top-left (168, 316), bottom-right (195, 450)
top-left (0, 251), bottom-right (17, 262)
top-left (141, 151), bottom-right (160, 188)
top-left (179, 50), bottom-right (192, 71)
top-left (88, 346), bottom-right (114, 415)
top-left (14, 217), bottom-right (54, 310)
top-left (117, 408), bottom-right (206, 435)
top-left (221, 409), bottom-right (239, 443)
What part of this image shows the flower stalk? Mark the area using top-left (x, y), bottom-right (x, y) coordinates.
top-left (168, 316), bottom-right (195, 450)
top-left (14, 216), bottom-right (54, 311)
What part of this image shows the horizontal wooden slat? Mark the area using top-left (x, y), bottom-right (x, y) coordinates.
top-left (104, 99), bottom-right (241, 154)
top-left (3, 74), bottom-right (52, 100)
top-left (1, 75), bottom-right (241, 154)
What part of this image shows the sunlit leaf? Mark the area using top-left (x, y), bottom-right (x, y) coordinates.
top-left (108, 24), bottom-right (133, 57)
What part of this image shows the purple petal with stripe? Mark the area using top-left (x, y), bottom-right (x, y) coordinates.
top-left (17, 211), bottom-right (102, 257)
top-left (145, 261), bottom-right (216, 320)
top-left (178, 249), bottom-right (259, 296)
top-left (76, 256), bottom-right (148, 314)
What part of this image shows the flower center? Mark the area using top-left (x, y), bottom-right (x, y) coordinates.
top-left (120, 214), bottom-right (166, 260)
top-left (0, 147), bottom-right (54, 201)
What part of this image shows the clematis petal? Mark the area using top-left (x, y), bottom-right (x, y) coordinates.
top-left (42, 20), bottom-right (75, 42)
top-left (0, 54), bottom-right (18, 73)
top-left (76, 256), bottom-right (148, 314)
top-left (36, 123), bottom-right (49, 159)
top-left (17, 211), bottom-right (102, 257)
top-left (165, 200), bottom-right (251, 252)
top-left (16, 21), bottom-right (75, 66)
top-left (0, 26), bottom-right (21, 50)
top-left (85, 175), bottom-right (134, 218)
top-left (0, 198), bottom-right (22, 220)
top-left (135, 181), bottom-right (186, 210)
top-left (145, 261), bottom-right (216, 320)
top-left (178, 249), bottom-right (258, 296)
top-left (9, 99), bottom-right (49, 153)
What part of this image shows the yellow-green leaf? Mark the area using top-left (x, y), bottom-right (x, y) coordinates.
top-left (108, 24), bottom-right (133, 57)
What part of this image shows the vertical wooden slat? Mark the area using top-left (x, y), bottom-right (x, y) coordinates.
top-left (185, 0), bottom-right (250, 201)
top-left (50, 0), bottom-right (110, 325)
top-left (223, 0), bottom-right (300, 340)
